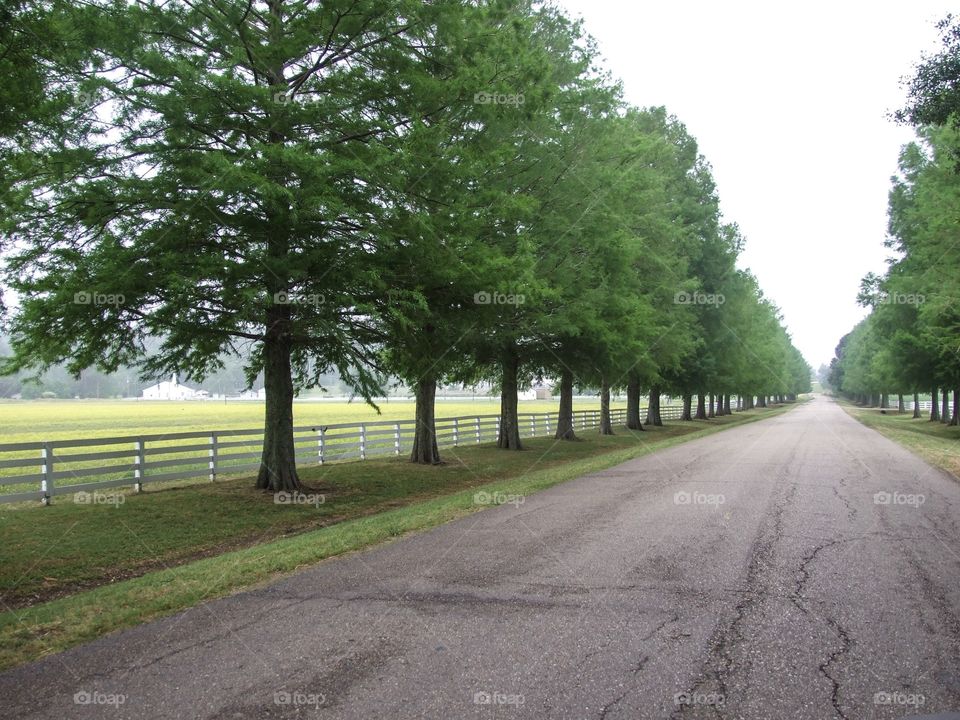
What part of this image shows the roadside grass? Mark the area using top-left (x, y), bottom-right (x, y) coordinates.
top-left (1, 427), bottom-right (644, 609)
top-left (0, 404), bottom-right (795, 671)
top-left (841, 402), bottom-right (960, 478)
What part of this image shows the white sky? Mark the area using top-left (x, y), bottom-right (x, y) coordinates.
top-left (556, 0), bottom-right (953, 369)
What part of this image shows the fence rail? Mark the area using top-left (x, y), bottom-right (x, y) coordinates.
top-left (0, 404), bottom-right (685, 505)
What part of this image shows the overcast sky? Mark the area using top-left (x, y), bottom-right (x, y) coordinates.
top-left (556, 0), bottom-right (953, 370)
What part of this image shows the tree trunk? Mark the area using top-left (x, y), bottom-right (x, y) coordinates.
top-left (410, 375), bottom-right (441, 463)
top-left (554, 369), bottom-right (577, 440)
top-left (736, 394), bottom-right (743, 411)
top-left (942, 387), bottom-right (950, 424)
top-left (695, 393), bottom-right (707, 419)
top-left (708, 393), bottom-right (715, 418)
top-left (913, 392), bottom-right (921, 419)
top-left (897, 394), bottom-right (905, 413)
top-left (681, 393), bottom-right (693, 421)
top-left (626, 372), bottom-right (644, 430)
top-left (931, 387), bottom-right (941, 421)
top-left (646, 387), bottom-right (663, 426)
top-left (724, 394), bottom-right (731, 414)
top-left (758, 395), bottom-right (767, 408)
top-left (951, 388), bottom-right (959, 426)
top-left (599, 377), bottom-right (614, 435)
top-left (880, 393), bottom-right (889, 409)
top-left (256, 318), bottom-right (302, 492)
top-left (497, 345), bottom-right (523, 449)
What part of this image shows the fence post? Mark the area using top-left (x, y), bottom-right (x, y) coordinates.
top-left (495, 416), bottom-right (501, 441)
top-left (40, 442), bottom-right (53, 506)
top-left (544, 413), bottom-right (550, 435)
top-left (530, 415), bottom-right (536, 438)
top-left (318, 427), bottom-right (325, 465)
top-left (208, 433), bottom-right (218, 482)
top-left (453, 418), bottom-right (459, 446)
top-left (394, 423), bottom-right (401, 455)
top-left (134, 439), bottom-right (145, 492)
top-left (475, 416), bottom-right (481, 444)
top-left (359, 423), bottom-right (366, 460)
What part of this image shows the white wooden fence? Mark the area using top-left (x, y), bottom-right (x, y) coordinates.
top-left (0, 405), bottom-right (686, 505)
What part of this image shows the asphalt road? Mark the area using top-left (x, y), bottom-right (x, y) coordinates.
top-left (2, 396), bottom-right (960, 720)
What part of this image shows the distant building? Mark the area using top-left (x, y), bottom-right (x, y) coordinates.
top-left (141, 374), bottom-right (201, 400)
top-left (236, 388), bottom-right (266, 400)
top-left (533, 383), bottom-right (554, 400)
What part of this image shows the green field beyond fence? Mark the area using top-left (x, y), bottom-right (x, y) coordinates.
top-left (0, 398), bottom-right (583, 442)
top-left (1, 399), bottom-right (683, 505)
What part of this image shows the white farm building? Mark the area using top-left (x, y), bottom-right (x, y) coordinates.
top-left (141, 374), bottom-right (207, 400)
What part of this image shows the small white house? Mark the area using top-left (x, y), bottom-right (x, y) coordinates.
top-left (141, 374), bottom-right (202, 400)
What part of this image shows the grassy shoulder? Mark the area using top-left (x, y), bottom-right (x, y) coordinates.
top-left (840, 401), bottom-right (960, 478)
top-left (0, 404), bottom-right (796, 671)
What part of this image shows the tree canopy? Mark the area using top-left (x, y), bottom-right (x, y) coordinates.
top-left (0, 0), bottom-right (810, 485)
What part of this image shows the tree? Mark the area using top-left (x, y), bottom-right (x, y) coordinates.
top-left (1, 1), bottom-right (491, 491)
top-left (898, 15), bottom-right (960, 129)
top-left (376, 0), bottom-right (563, 463)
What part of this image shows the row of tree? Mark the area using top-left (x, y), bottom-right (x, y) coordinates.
top-left (0, 0), bottom-right (809, 491)
top-left (829, 16), bottom-right (960, 424)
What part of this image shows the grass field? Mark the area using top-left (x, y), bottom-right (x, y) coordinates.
top-left (0, 403), bottom-right (796, 671)
top-left (841, 403), bottom-right (960, 479)
top-left (0, 397), bottom-right (617, 443)
top-left (0, 398), bottom-right (646, 499)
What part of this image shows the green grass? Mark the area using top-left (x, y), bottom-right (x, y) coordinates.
top-left (0, 430), bottom-right (641, 608)
top-left (0, 398), bottom-right (647, 497)
top-left (841, 402), bottom-right (960, 479)
top-left (0, 404), bottom-right (794, 671)
top-left (0, 398), bottom-right (611, 443)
